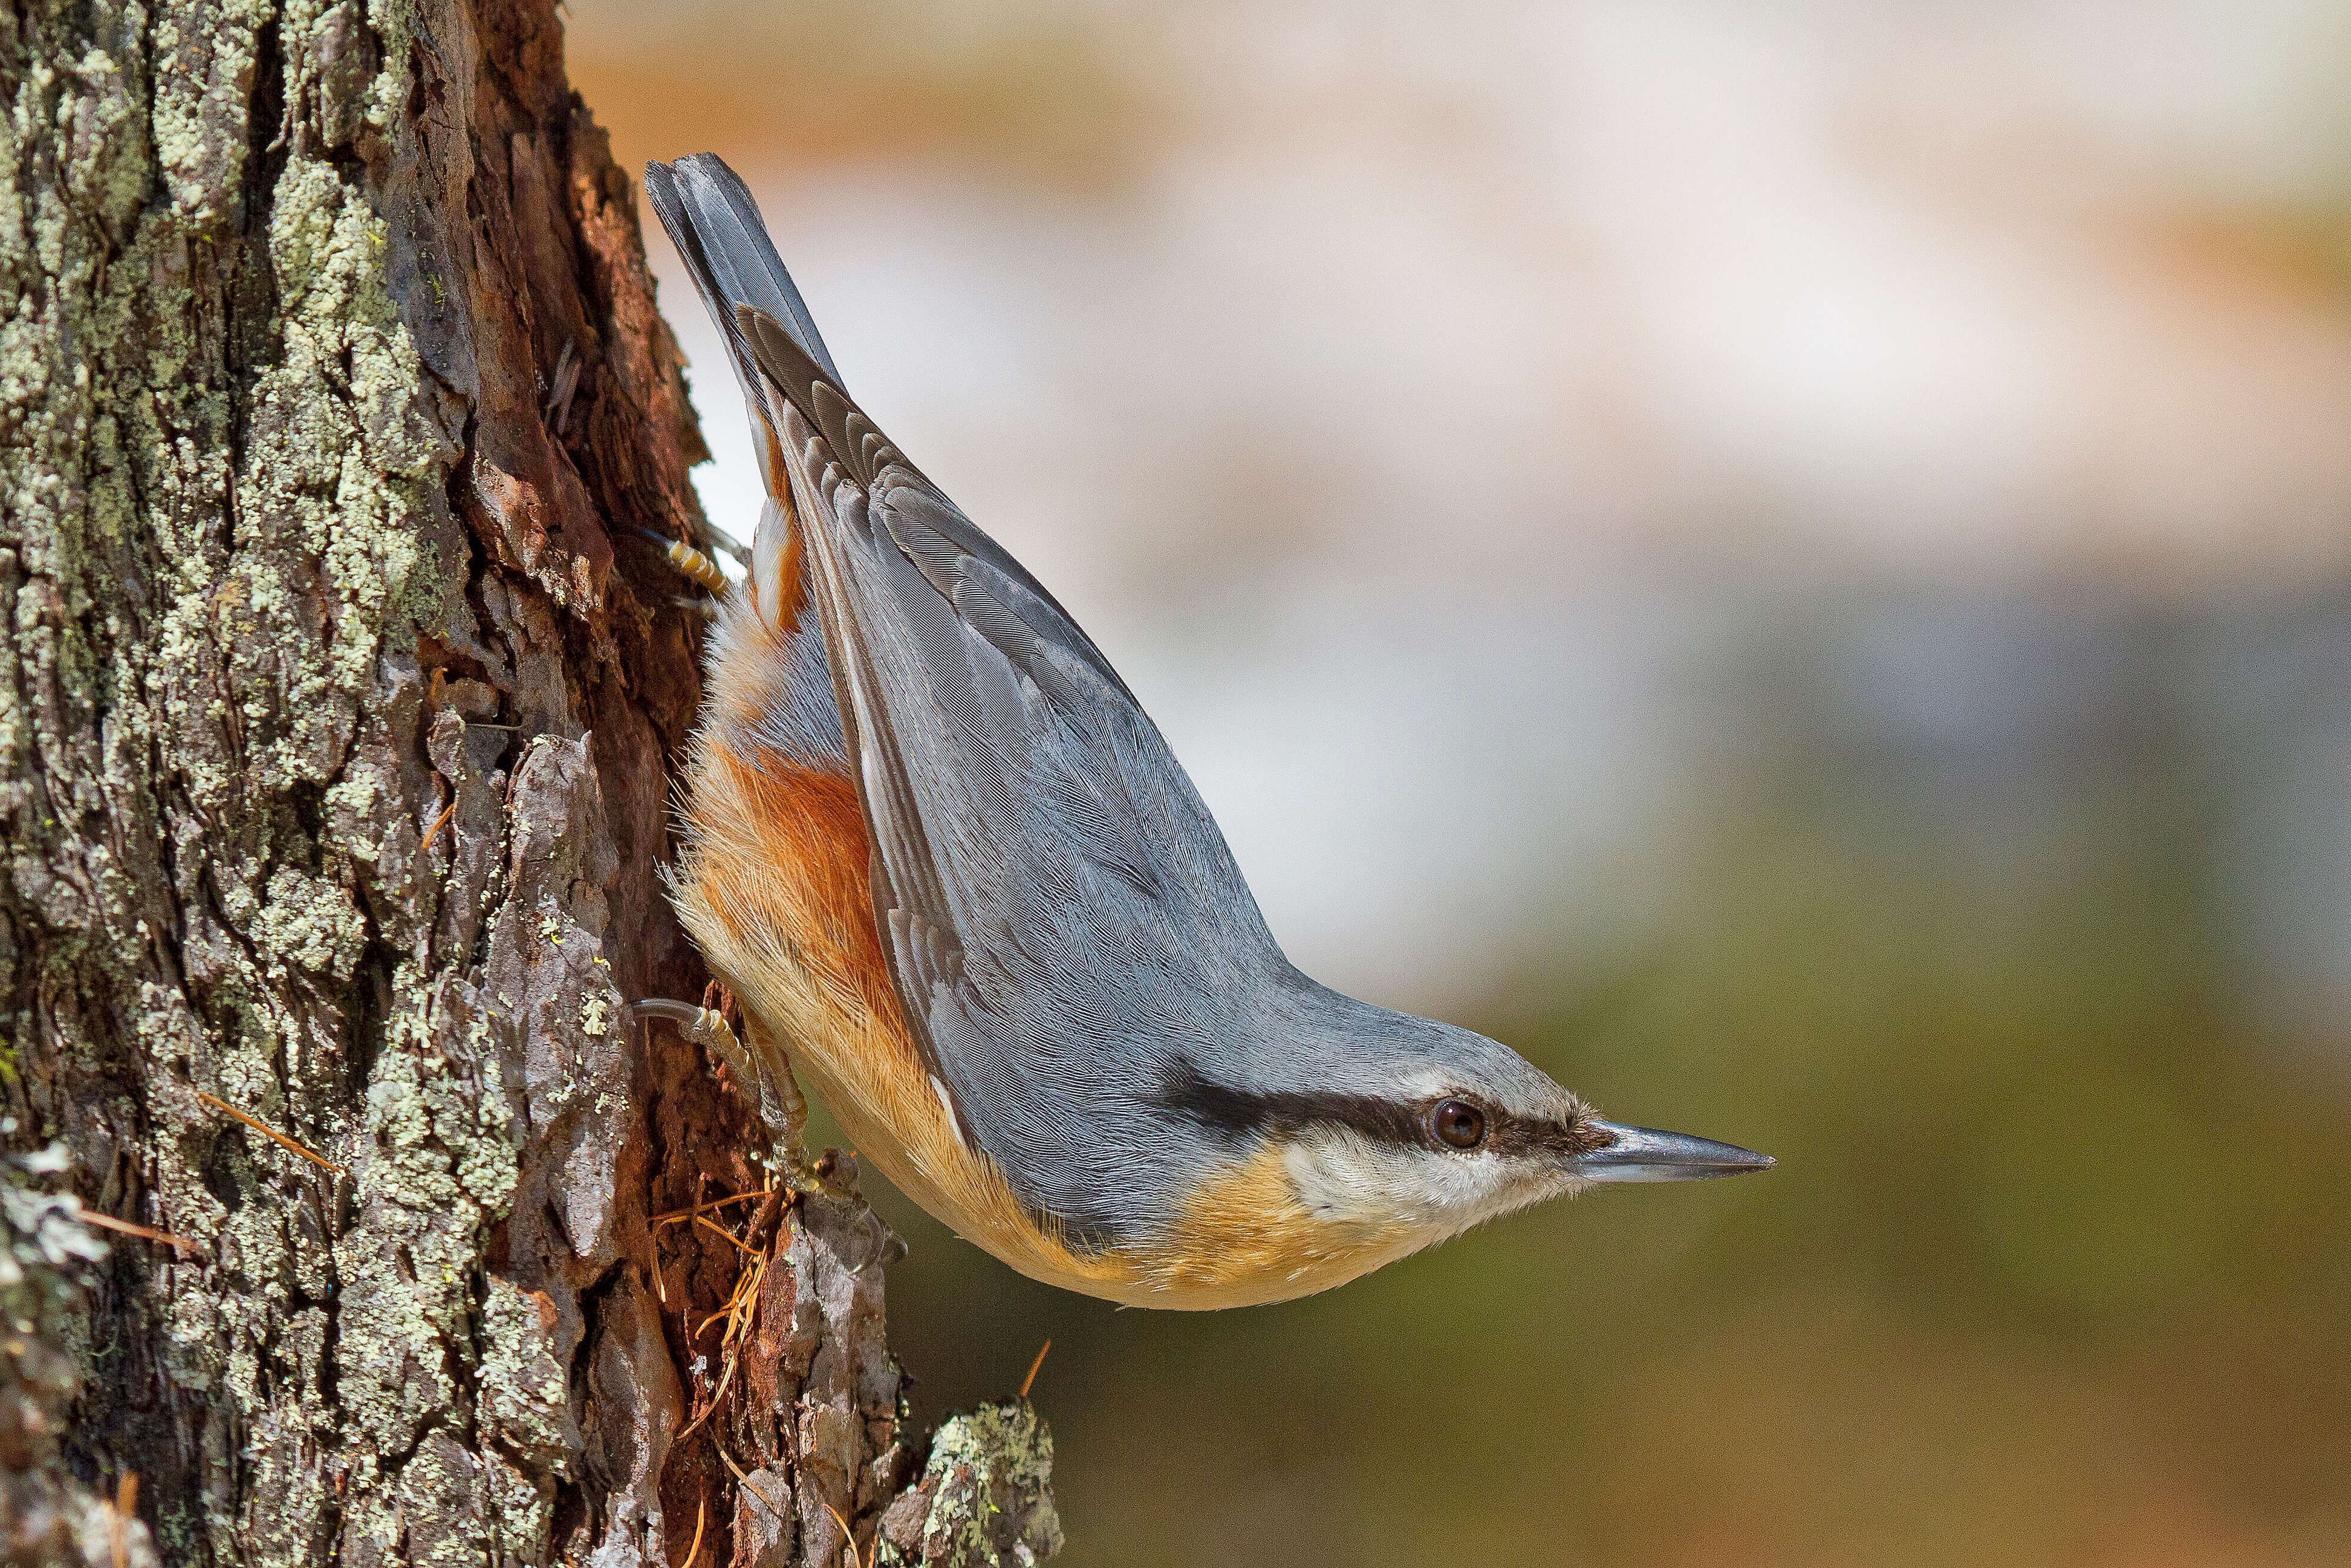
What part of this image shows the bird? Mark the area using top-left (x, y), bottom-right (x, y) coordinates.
top-left (635, 154), bottom-right (1772, 1310)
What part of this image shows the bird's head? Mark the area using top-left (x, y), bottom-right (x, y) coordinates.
top-left (1167, 1000), bottom-right (1773, 1270)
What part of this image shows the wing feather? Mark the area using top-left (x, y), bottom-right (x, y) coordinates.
top-left (733, 307), bottom-right (1287, 1232)
top-left (649, 154), bottom-right (1306, 1240)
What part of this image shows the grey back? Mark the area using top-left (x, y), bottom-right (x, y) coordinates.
top-left (648, 157), bottom-right (1456, 1244)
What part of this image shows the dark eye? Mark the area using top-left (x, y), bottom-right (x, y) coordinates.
top-left (1431, 1099), bottom-right (1487, 1150)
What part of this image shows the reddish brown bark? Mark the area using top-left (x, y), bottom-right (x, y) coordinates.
top-left (0, 0), bottom-right (1056, 1561)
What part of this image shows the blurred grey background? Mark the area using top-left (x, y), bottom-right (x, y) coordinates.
top-left (571, 2), bottom-right (2351, 1563)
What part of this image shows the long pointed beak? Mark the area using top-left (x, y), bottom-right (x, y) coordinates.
top-left (1572, 1119), bottom-right (1776, 1183)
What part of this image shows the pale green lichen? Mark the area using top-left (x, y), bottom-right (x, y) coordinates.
top-left (251, 864), bottom-right (369, 979)
top-left (889, 1402), bottom-right (1064, 1568)
top-left (478, 1283), bottom-right (567, 1568)
top-left (0, 1148), bottom-right (163, 1567)
top-left (3, 0), bottom-right (558, 1558)
top-left (333, 984), bottom-right (526, 1551)
top-left (148, 0), bottom-right (270, 222)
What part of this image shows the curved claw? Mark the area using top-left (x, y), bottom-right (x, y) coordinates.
top-left (629, 998), bottom-right (711, 1029)
top-left (633, 997), bottom-right (823, 1182)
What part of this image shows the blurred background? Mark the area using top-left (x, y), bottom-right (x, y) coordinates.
top-left (570, 2), bottom-right (2351, 1563)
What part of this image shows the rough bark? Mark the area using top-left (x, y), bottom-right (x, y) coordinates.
top-left (0, 1145), bottom-right (160, 1568)
top-left (0, 0), bottom-right (1058, 1563)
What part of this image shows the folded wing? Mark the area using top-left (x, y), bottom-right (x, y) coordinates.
top-left (646, 160), bottom-right (1296, 1237)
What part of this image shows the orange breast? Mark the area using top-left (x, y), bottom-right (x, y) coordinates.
top-left (688, 746), bottom-right (892, 1013)
top-left (671, 602), bottom-right (1418, 1308)
top-left (673, 715), bottom-right (1145, 1300)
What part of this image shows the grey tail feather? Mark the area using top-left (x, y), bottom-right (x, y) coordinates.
top-left (644, 154), bottom-right (844, 389)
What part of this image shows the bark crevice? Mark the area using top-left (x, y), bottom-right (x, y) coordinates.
top-left (2, 0), bottom-right (1061, 1560)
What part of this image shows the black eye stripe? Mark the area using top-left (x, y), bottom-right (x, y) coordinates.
top-left (1489, 1114), bottom-right (1613, 1160)
top-left (1160, 1072), bottom-right (1426, 1148)
top-left (1160, 1061), bottom-right (1603, 1157)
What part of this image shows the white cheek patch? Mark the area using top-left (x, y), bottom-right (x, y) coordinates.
top-left (1284, 1132), bottom-right (1512, 1234)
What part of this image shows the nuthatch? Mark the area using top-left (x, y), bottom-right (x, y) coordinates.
top-left (637, 155), bottom-right (1772, 1310)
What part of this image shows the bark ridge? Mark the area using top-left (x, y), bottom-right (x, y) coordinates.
top-left (0, 0), bottom-right (1060, 1561)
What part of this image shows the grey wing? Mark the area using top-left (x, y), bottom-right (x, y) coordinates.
top-left (735, 308), bottom-right (1292, 1237)
top-left (645, 155), bottom-right (845, 520)
top-left (645, 156), bottom-right (842, 388)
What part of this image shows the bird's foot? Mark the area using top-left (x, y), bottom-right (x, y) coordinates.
top-left (770, 1141), bottom-right (847, 1201)
top-left (631, 996), bottom-right (846, 1198)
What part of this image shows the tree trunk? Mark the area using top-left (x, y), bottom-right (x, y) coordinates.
top-left (0, 0), bottom-right (1059, 1563)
